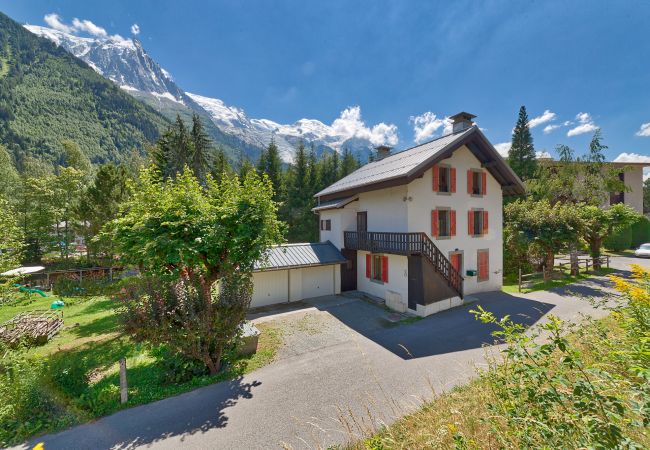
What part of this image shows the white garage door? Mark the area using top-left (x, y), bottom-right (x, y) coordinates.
top-left (301, 266), bottom-right (334, 299)
top-left (251, 270), bottom-right (288, 307)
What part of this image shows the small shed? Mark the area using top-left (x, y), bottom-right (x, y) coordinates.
top-left (251, 241), bottom-right (346, 308)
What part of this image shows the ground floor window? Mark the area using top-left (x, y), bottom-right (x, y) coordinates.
top-left (366, 253), bottom-right (388, 283)
top-left (477, 249), bottom-right (489, 282)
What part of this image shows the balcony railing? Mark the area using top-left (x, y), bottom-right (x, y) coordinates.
top-left (344, 231), bottom-right (463, 298)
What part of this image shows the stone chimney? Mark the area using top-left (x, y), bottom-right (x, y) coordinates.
top-left (375, 145), bottom-right (392, 160)
top-left (449, 112), bottom-right (476, 133)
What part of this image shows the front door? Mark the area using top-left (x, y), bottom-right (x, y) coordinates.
top-left (356, 211), bottom-right (367, 232)
top-left (340, 248), bottom-right (357, 291)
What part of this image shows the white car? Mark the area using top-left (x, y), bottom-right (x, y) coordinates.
top-left (634, 243), bottom-right (650, 258)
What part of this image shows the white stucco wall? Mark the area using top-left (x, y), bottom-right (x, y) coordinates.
top-left (406, 145), bottom-right (503, 294)
top-left (357, 251), bottom-right (409, 305)
top-left (357, 186), bottom-right (408, 232)
top-left (319, 207), bottom-right (357, 250)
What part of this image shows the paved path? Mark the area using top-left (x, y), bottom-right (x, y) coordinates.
top-left (14, 260), bottom-right (645, 450)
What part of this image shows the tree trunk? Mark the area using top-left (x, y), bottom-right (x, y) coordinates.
top-left (544, 250), bottom-right (554, 281)
top-left (591, 238), bottom-right (602, 270)
top-left (204, 355), bottom-right (221, 375)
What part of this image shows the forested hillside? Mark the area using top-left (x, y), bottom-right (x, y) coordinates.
top-left (0, 12), bottom-right (168, 168)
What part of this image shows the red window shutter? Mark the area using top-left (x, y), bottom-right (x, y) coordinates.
top-left (468, 210), bottom-right (474, 235)
top-left (478, 251), bottom-right (489, 280)
top-left (381, 256), bottom-right (389, 282)
top-left (450, 167), bottom-right (456, 193)
top-left (365, 254), bottom-right (371, 278)
top-left (481, 172), bottom-right (487, 195)
top-left (467, 170), bottom-right (473, 194)
top-left (431, 210), bottom-right (439, 237)
top-left (450, 209), bottom-right (456, 236)
top-left (432, 165), bottom-right (439, 192)
top-left (483, 211), bottom-right (489, 235)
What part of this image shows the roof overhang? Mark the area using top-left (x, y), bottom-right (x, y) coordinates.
top-left (311, 195), bottom-right (358, 212)
top-left (316, 127), bottom-right (526, 202)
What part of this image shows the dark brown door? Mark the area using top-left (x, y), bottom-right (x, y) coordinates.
top-left (340, 248), bottom-right (357, 291)
top-left (356, 212), bottom-right (367, 232)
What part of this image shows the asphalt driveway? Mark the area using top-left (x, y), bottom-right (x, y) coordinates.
top-left (14, 264), bottom-right (637, 450)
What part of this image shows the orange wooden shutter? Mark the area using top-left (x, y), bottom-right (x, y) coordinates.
top-left (467, 169), bottom-right (473, 194)
top-left (365, 254), bottom-right (371, 278)
top-left (450, 167), bottom-right (456, 193)
top-left (431, 210), bottom-right (438, 237)
top-left (468, 210), bottom-right (474, 235)
top-left (381, 256), bottom-right (389, 282)
top-left (481, 172), bottom-right (487, 195)
top-left (432, 165), bottom-right (439, 192)
top-left (479, 251), bottom-right (489, 280)
top-left (483, 211), bottom-right (489, 235)
top-left (450, 209), bottom-right (456, 236)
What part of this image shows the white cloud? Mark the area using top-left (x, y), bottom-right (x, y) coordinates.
top-left (409, 112), bottom-right (445, 143)
top-left (544, 124), bottom-right (560, 134)
top-left (635, 123), bottom-right (650, 137)
top-left (331, 106), bottom-right (398, 147)
top-left (613, 152), bottom-right (650, 163)
top-left (44, 13), bottom-right (75, 33)
top-left (567, 112), bottom-right (598, 137)
top-left (72, 18), bottom-right (107, 37)
top-left (536, 151), bottom-right (552, 159)
top-left (130, 23), bottom-right (140, 35)
top-left (494, 142), bottom-right (511, 157)
top-left (528, 109), bottom-right (556, 128)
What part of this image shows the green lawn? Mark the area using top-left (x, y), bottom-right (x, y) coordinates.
top-left (502, 267), bottom-right (616, 294)
top-left (0, 291), bottom-right (283, 445)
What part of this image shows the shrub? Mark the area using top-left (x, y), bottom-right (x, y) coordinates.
top-left (150, 345), bottom-right (209, 384)
top-left (631, 216), bottom-right (650, 247)
top-left (53, 276), bottom-right (114, 296)
top-left (604, 225), bottom-right (633, 251)
top-left (0, 345), bottom-right (76, 446)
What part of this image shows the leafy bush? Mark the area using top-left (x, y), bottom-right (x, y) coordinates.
top-left (53, 276), bottom-right (115, 296)
top-left (631, 216), bottom-right (650, 247)
top-left (150, 345), bottom-right (209, 384)
top-left (0, 345), bottom-right (77, 446)
top-left (604, 225), bottom-right (633, 251)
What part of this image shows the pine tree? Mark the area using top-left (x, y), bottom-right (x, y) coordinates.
top-left (190, 114), bottom-right (212, 184)
top-left (210, 146), bottom-right (232, 183)
top-left (339, 148), bottom-right (359, 178)
top-left (286, 142), bottom-right (312, 241)
top-left (257, 138), bottom-right (283, 202)
top-left (508, 106), bottom-right (537, 180)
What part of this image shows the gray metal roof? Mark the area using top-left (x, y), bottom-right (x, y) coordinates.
top-left (311, 195), bottom-right (358, 212)
top-left (254, 241), bottom-right (346, 271)
top-left (315, 128), bottom-right (473, 198)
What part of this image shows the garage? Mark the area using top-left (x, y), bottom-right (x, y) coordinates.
top-left (251, 242), bottom-right (346, 309)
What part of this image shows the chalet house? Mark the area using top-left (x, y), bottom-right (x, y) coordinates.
top-left (312, 112), bottom-right (525, 316)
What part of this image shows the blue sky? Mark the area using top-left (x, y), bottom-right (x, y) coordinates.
top-left (2, 0), bottom-right (650, 164)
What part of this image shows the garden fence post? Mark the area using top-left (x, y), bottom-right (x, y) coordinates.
top-left (119, 358), bottom-right (128, 403)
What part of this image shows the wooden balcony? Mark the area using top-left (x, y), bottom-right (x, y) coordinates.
top-left (344, 231), bottom-right (463, 298)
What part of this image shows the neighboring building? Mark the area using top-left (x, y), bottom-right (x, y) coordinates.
top-left (535, 157), bottom-right (649, 213)
top-left (313, 112), bottom-right (525, 316)
top-left (606, 162), bottom-right (647, 213)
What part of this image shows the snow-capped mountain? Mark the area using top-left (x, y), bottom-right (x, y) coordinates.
top-left (26, 24), bottom-right (397, 163)
top-left (25, 25), bottom-right (186, 104)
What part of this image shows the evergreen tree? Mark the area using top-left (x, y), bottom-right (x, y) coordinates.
top-left (285, 142), bottom-right (313, 241)
top-left (508, 106), bottom-right (537, 180)
top-left (339, 148), bottom-right (359, 178)
top-left (210, 146), bottom-right (232, 183)
top-left (643, 177), bottom-right (650, 214)
top-left (307, 144), bottom-right (321, 193)
top-left (0, 144), bottom-right (19, 199)
top-left (190, 114), bottom-right (212, 184)
top-left (257, 139), bottom-right (283, 201)
top-left (239, 158), bottom-right (255, 179)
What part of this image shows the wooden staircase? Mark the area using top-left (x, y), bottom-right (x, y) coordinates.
top-left (343, 231), bottom-right (463, 298)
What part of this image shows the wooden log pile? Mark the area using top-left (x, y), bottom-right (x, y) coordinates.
top-left (0, 310), bottom-right (63, 346)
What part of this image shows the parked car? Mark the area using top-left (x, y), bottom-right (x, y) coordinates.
top-left (634, 243), bottom-right (650, 258)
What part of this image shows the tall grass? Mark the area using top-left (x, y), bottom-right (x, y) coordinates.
top-left (347, 265), bottom-right (650, 449)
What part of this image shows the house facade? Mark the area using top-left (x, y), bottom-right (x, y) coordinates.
top-left (313, 113), bottom-right (525, 316)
